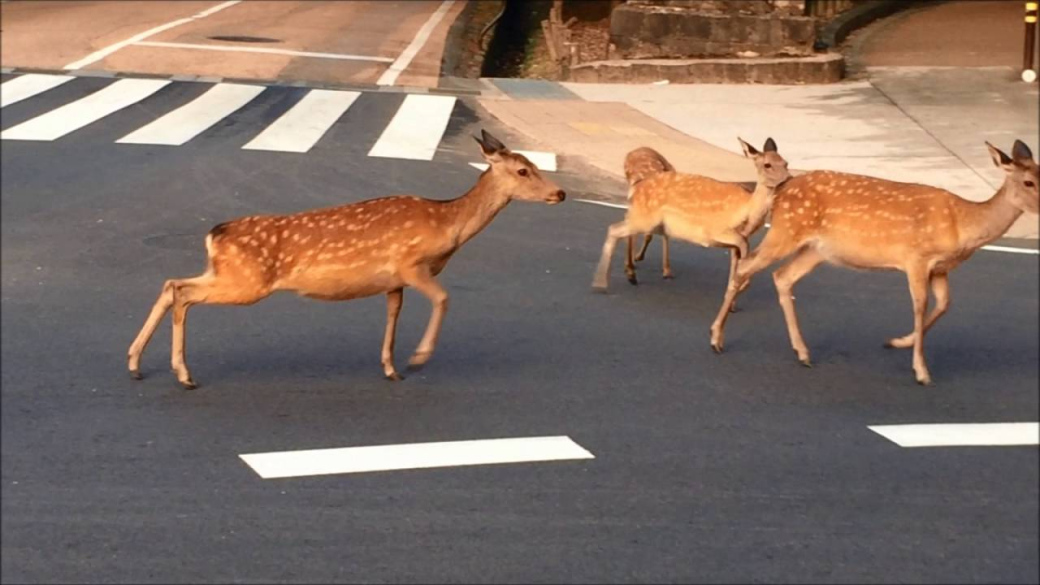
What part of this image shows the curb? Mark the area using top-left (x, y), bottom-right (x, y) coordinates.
top-left (815, 0), bottom-right (941, 51)
top-left (0, 66), bottom-right (486, 97)
top-left (440, 0), bottom-right (478, 79)
top-left (567, 54), bottom-right (845, 85)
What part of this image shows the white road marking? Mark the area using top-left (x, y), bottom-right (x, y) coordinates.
top-left (63, 0), bottom-right (242, 70)
top-left (132, 41), bottom-right (394, 63)
top-left (239, 435), bottom-right (595, 479)
top-left (242, 89), bottom-right (360, 153)
top-left (1, 78), bottom-right (170, 141)
top-left (868, 422), bottom-right (1039, 448)
top-left (575, 198), bottom-right (630, 210)
top-left (1, 74), bottom-right (75, 108)
top-left (981, 245), bottom-right (1039, 255)
top-left (574, 199), bottom-right (1040, 254)
top-left (116, 83), bottom-right (264, 146)
top-left (469, 150), bottom-right (558, 172)
top-left (368, 94), bottom-right (456, 160)
top-left (376, 0), bottom-right (456, 86)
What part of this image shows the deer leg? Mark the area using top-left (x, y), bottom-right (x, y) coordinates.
top-left (885, 272), bottom-right (949, 350)
top-left (905, 265), bottom-right (933, 385)
top-left (382, 288), bottom-right (405, 381)
top-left (128, 279), bottom-right (177, 380)
top-left (709, 237), bottom-right (789, 353)
top-left (661, 235), bottom-right (674, 280)
top-left (635, 234), bottom-right (653, 262)
top-left (726, 248), bottom-right (741, 313)
top-left (625, 235), bottom-right (639, 286)
top-left (592, 221), bottom-right (635, 291)
top-left (163, 273), bottom-right (270, 389)
top-left (772, 247), bottom-right (825, 367)
top-left (402, 266), bottom-right (449, 371)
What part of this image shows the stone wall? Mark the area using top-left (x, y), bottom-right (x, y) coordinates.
top-left (609, 0), bottom-right (818, 59)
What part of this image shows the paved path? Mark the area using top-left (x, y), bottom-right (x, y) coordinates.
top-left (851, 0), bottom-right (1036, 68)
top-left (0, 0), bottom-right (464, 88)
top-left (2, 72), bottom-right (1038, 583)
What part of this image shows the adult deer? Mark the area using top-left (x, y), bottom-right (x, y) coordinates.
top-left (127, 130), bottom-right (566, 388)
top-left (592, 138), bottom-right (790, 293)
top-left (622, 147), bottom-right (676, 282)
top-left (709, 140), bottom-right (1039, 385)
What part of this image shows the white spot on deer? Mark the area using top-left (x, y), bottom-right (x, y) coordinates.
top-left (403, 220), bottom-right (415, 229)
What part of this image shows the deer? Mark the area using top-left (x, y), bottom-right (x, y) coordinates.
top-left (127, 130), bottom-right (566, 389)
top-left (708, 139), bottom-right (1039, 386)
top-left (591, 138), bottom-right (791, 298)
top-left (622, 147), bottom-right (676, 283)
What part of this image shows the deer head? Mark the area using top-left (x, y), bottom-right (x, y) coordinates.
top-left (987, 139), bottom-right (1039, 214)
top-left (474, 130), bottom-right (566, 204)
top-left (738, 137), bottom-right (791, 188)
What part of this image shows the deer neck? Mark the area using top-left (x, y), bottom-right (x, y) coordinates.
top-left (956, 184), bottom-right (1024, 250)
top-left (446, 171), bottom-right (512, 246)
top-left (742, 180), bottom-right (778, 233)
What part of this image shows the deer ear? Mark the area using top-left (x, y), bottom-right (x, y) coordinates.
top-left (738, 137), bottom-right (759, 158)
top-left (1012, 139), bottom-right (1034, 163)
top-left (986, 141), bottom-right (1013, 170)
top-left (480, 129), bottom-right (508, 152)
top-left (763, 137), bottom-right (777, 153)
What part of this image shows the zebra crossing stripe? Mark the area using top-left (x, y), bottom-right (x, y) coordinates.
top-left (116, 83), bottom-right (265, 146)
top-left (368, 94), bottom-right (456, 161)
top-left (1, 78), bottom-right (170, 141)
top-left (1, 74), bottom-right (75, 108)
top-left (242, 89), bottom-right (361, 153)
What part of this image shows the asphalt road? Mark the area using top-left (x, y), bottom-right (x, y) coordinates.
top-left (2, 75), bottom-right (1038, 583)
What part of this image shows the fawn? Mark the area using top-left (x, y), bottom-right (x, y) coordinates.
top-left (127, 130), bottom-right (566, 388)
top-left (591, 137), bottom-right (791, 293)
top-left (709, 140), bottom-right (1039, 385)
top-left (622, 147), bottom-right (676, 283)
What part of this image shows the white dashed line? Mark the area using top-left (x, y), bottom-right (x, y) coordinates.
top-left (869, 423), bottom-right (1039, 448)
top-left (240, 435), bottom-right (595, 479)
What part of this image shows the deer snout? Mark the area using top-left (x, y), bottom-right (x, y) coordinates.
top-left (547, 189), bottom-right (566, 204)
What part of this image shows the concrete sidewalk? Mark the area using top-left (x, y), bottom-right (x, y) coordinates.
top-left (478, 66), bottom-right (1038, 239)
top-left (476, 1), bottom-right (1039, 239)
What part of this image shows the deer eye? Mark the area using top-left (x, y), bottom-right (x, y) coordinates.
top-left (764, 163), bottom-right (772, 169)
top-left (1026, 180), bottom-right (1036, 188)
top-left (518, 168), bottom-right (530, 177)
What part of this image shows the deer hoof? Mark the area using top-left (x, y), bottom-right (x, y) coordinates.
top-left (407, 353), bottom-right (431, 371)
top-left (728, 304), bottom-right (741, 313)
top-left (799, 358), bottom-right (813, 369)
top-left (180, 378), bottom-right (198, 390)
top-left (916, 375), bottom-right (933, 386)
top-left (662, 273), bottom-right (674, 280)
top-left (627, 275), bottom-right (638, 286)
top-left (385, 372), bottom-right (405, 382)
top-left (711, 342), bottom-right (724, 354)
top-left (591, 284), bottom-right (609, 294)
top-left (129, 370), bottom-right (143, 381)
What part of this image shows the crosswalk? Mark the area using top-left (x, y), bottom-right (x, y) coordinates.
top-left (0, 73), bottom-right (557, 169)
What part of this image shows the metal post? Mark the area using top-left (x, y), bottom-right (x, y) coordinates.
top-left (1025, 2), bottom-right (1038, 82)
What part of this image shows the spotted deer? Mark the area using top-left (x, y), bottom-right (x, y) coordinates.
top-left (622, 147), bottom-right (676, 282)
top-left (709, 140), bottom-right (1039, 385)
top-left (127, 130), bottom-right (566, 388)
top-left (591, 138), bottom-right (791, 294)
